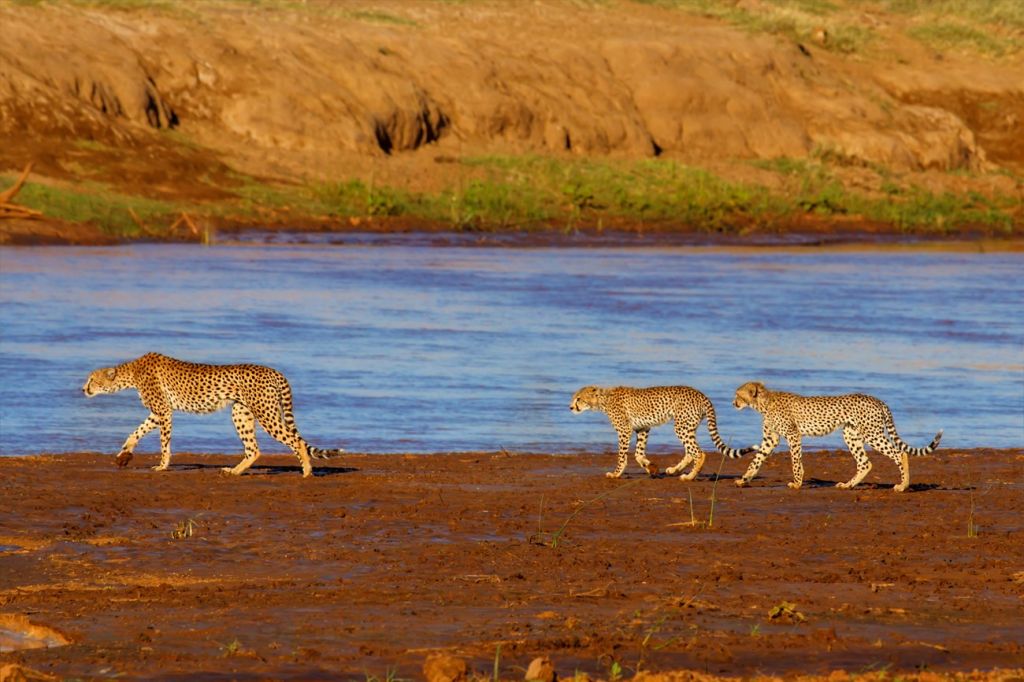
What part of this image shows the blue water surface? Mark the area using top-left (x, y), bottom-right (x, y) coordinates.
top-left (1, 242), bottom-right (1021, 455)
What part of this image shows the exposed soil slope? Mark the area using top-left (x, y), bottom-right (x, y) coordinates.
top-left (0, 0), bottom-right (1022, 241)
top-left (1, 450), bottom-right (1021, 680)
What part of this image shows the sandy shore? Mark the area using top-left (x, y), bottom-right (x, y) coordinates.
top-left (1, 449), bottom-right (1022, 680)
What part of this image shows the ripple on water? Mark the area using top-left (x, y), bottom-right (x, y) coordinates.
top-left (0, 244), bottom-right (1022, 453)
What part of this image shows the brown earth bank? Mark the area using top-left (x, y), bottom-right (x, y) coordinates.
top-left (0, 449), bottom-right (1021, 681)
top-left (1, 0), bottom-right (1023, 244)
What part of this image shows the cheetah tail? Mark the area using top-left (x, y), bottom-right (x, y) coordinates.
top-left (309, 446), bottom-right (345, 459)
top-left (704, 399), bottom-right (752, 459)
top-left (884, 405), bottom-right (943, 456)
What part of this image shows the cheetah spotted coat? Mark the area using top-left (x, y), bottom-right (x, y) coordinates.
top-left (570, 385), bottom-right (750, 480)
top-left (82, 353), bottom-right (343, 477)
top-left (731, 381), bottom-right (942, 492)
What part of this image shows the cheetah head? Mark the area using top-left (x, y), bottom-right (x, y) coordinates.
top-left (733, 381), bottom-right (766, 410)
top-left (570, 386), bottom-right (606, 413)
top-left (82, 366), bottom-right (127, 397)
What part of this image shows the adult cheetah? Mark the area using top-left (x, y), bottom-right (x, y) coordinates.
top-left (82, 353), bottom-right (343, 477)
top-left (732, 381), bottom-right (942, 492)
top-left (570, 385), bottom-right (750, 480)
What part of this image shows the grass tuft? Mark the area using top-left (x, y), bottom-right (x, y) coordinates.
top-left (631, 0), bottom-right (873, 53)
top-left (11, 179), bottom-right (178, 237)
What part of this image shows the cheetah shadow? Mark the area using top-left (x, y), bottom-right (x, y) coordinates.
top-left (803, 477), bottom-right (943, 492)
top-left (173, 463), bottom-right (358, 477)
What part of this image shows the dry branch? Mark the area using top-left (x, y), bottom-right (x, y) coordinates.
top-left (0, 204), bottom-right (44, 219)
top-left (169, 211), bottom-right (199, 236)
top-left (0, 163), bottom-right (43, 220)
top-left (127, 208), bottom-right (148, 232)
top-left (0, 162), bottom-right (33, 205)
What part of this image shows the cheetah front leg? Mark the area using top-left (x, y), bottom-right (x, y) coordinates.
top-left (633, 429), bottom-right (658, 476)
top-left (607, 430), bottom-right (631, 479)
top-left (785, 431), bottom-right (804, 490)
top-left (735, 427), bottom-right (778, 487)
top-left (152, 413), bottom-right (174, 471)
top-left (837, 426), bottom-right (872, 489)
top-left (116, 413), bottom-right (160, 467)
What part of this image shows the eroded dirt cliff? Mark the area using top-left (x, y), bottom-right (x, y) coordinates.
top-left (0, 0), bottom-right (1021, 237)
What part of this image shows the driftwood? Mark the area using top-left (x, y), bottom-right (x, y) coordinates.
top-left (0, 163), bottom-right (41, 220)
top-left (169, 211), bottom-right (199, 236)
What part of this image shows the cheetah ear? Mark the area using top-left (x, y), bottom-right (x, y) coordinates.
top-left (752, 382), bottom-right (768, 406)
top-left (105, 368), bottom-right (116, 379)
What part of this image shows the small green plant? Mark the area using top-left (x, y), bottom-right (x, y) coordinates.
top-left (967, 491), bottom-right (979, 537)
top-left (638, 614), bottom-right (672, 666)
top-left (965, 483), bottom-right (995, 538)
top-left (493, 643), bottom-right (501, 682)
top-left (750, 623), bottom-right (762, 637)
top-left (907, 21), bottom-right (1021, 57)
top-left (364, 668), bottom-right (403, 682)
top-left (707, 454), bottom-right (727, 528)
top-left (12, 179), bottom-right (178, 237)
top-left (767, 601), bottom-right (806, 623)
top-left (220, 638), bottom-right (243, 657)
top-left (609, 660), bottom-right (623, 682)
top-left (171, 517), bottom-right (200, 540)
top-left (530, 477), bottom-right (648, 548)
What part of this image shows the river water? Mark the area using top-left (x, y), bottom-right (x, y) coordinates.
top-left (1, 241), bottom-right (1021, 456)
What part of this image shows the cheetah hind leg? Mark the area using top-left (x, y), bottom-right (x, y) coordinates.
top-left (665, 454), bottom-right (693, 477)
top-left (152, 414), bottom-right (174, 471)
top-left (679, 430), bottom-right (706, 481)
top-left (223, 403), bottom-right (262, 476)
top-left (785, 432), bottom-right (804, 490)
top-left (837, 426), bottom-right (871, 489)
top-left (864, 431), bottom-right (910, 492)
top-left (249, 403), bottom-right (314, 478)
top-left (666, 419), bottom-right (691, 476)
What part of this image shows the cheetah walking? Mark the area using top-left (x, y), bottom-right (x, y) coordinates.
top-left (570, 385), bottom-right (750, 480)
top-left (731, 381), bottom-right (942, 492)
top-left (82, 353), bottom-right (343, 477)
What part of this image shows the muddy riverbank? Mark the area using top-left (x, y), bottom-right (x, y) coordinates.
top-left (1, 449), bottom-right (1021, 680)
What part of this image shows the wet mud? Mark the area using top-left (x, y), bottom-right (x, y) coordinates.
top-left (0, 450), bottom-right (1021, 680)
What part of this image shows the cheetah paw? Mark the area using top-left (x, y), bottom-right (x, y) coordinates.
top-left (734, 479), bottom-right (749, 487)
top-left (115, 450), bottom-right (133, 468)
top-left (151, 464), bottom-right (169, 472)
top-left (605, 472), bottom-right (621, 479)
top-left (893, 484), bottom-right (908, 492)
top-left (787, 482), bottom-right (802, 490)
top-left (220, 467), bottom-right (240, 475)
top-left (835, 482), bottom-right (849, 489)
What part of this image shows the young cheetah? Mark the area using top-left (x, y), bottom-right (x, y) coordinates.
top-left (732, 381), bottom-right (942, 492)
top-left (570, 385), bottom-right (750, 480)
top-left (83, 353), bottom-right (344, 477)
